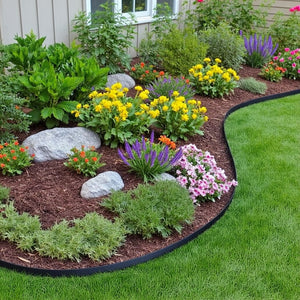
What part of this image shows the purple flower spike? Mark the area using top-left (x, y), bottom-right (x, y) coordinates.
top-left (169, 147), bottom-right (183, 165)
top-left (150, 130), bottom-right (155, 144)
top-left (118, 148), bottom-right (130, 166)
top-left (150, 150), bottom-right (157, 167)
top-left (125, 141), bottom-right (134, 159)
top-left (144, 153), bottom-right (150, 163)
top-left (142, 136), bottom-right (146, 151)
top-left (132, 140), bottom-right (141, 158)
top-left (161, 146), bottom-right (169, 165)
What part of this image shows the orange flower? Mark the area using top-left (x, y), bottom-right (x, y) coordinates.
top-left (73, 157), bottom-right (78, 162)
top-left (12, 156), bottom-right (17, 160)
top-left (15, 105), bottom-right (20, 110)
top-left (159, 135), bottom-right (176, 149)
top-left (85, 158), bottom-right (89, 163)
top-left (145, 70), bottom-right (149, 74)
top-left (19, 147), bottom-right (25, 152)
top-left (80, 151), bottom-right (85, 158)
top-left (10, 150), bottom-right (15, 154)
top-left (131, 67), bottom-right (136, 71)
top-left (25, 146), bottom-right (29, 150)
top-left (159, 71), bottom-right (165, 76)
top-left (0, 163), bottom-right (5, 168)
top-left (90, 146), bottom-right (96, 151)
top-left (31, 154), bottom-right (35, 158)
top-left (169, 142), bottom-right (176, 150)
top-left (153, 70), bottom-right (157, 73)
top-left (140, 62), bottom-right (145, 68)
top-left (185, 79), bottom-right (190, 84)
top-left (92, 157), bottom-right (98, 162)
top-left (4, 142), bottom-right (8, 146)
top-left (0, 145), bottom-right (3, 149)
top-left (14, 141), bottom-right (19, 145)
top-left (0, 154), bottom-right (3, 158)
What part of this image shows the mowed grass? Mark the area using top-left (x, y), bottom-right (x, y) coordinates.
top-left (0, 95), bottom-right (299, 300)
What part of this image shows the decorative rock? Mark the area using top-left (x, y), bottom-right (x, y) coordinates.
top-left (23, 127), bottom-right (101, 162)
top-left (80, 171), bottom-right (124, 199)
top-left (155, 173), bottom-right (177, 182)
top-left (106, 73), bottom-right (135, 89)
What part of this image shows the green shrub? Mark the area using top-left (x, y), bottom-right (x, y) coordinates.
top-left (0, 185), bottom-right (10, 202)
top-left (72, 2), bottom-right (135, 74)
top-left (159, 26), bottom-right (208, 76)
top-left (199, 23), bottom-right (245, 71)
top-left (102, 181), bottom-right (195, 239)
top-left (238, 77), bottom-right (267, 94)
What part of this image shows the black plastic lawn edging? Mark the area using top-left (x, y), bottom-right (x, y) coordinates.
top-left (1, 89), bottom-right (299, 277)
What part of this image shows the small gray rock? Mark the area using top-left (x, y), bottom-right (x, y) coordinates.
top-left (155, 173), bottom-right (177, 182)
top-left (23, 127), bottom-right (101, 162)
top-left (106, 73), bottom-right (135, 89)
top-left (80, 171), bottom-right (124, 199)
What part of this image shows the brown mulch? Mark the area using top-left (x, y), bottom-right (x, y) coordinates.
top-left (0, 66), bottom-right (299, 271)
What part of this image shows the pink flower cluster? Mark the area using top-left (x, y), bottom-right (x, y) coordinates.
top-left (290, 6), bottom-right (300, 12)
top-left (173, 144), bottom-right (238, 203)
top-left (273, 48), bottom-right (300, 78)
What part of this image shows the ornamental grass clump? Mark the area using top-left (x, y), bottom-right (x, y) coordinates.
top-left (273, 48), bottom-right (300, 80)
top-left (259, 61), bottom-right (286, 82)
top-left (64, 145), bottom-right (105, 177)
top-left (0, 141), bottom-right (34, 175)
top-left (129, 62), bottom-right (165, 85)
top-left (243, 34), bottom-right (278, 68)
top-left (148, 92), bottom-right (208, 141)
top-left (238, 77), bottom-right (267, 94)
top-left (189, 58), bottom-right (240, 98)
top-left (73, 83), bottom-right (156, 148)
top-left (173, 144), bottom-right (238, 204)
top-left (118, 131), bottom-right (182, 182)
top-left (146, 75), bottom-right (195, 100)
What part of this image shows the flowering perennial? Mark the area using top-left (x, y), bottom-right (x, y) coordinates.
top-left (129, 62), bottom-right (165, 85)
top-left (118, 132), bottom-right (182, 182)
top-left (173, 144), bottom-right (238, 203)
top-left (0, 141), bottom-right (34, 175)
top-left (259, 61), bottom-right (286, 82)
top-left (189, 58), bottom-right (240, 98)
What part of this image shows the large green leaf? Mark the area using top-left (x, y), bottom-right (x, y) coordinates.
top-left (41, 107), bottom-right (54, 119)
top-left (56, 101), bottom-right (78, 112)
top-left (52, 107), bottom-right (64, 121)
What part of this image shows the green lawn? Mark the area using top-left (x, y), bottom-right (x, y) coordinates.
top-left (0, 94), bottom-right (299, 300)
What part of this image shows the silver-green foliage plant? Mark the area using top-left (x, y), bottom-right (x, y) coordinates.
top-left (0, 185), bottom-right (10, 202)
top-left (198, 23), bottom-right (246, 71)
top-left (102, 181), bottom-right (195, 239)
top-left (238, 77), bottom-right (267, 95)
top-left (72, 2), bottom-right (136, 74)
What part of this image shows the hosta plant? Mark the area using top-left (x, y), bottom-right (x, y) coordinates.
top-left (118, 132), bottom-right (182, 182)
top-left (173, 144), bottom-right (238, 204)
top-left (64, 145), bottom-right (105, 177)
top-left (0, 141), bottom-right (34, 175)
top-left (73, 83), bottom-right (156, 148)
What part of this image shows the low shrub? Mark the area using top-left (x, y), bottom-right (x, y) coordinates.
top-left (0, 185), bottom-right (10, 202)
top-left (238, 77), bottom-right (267, 94)
top-left (147, 92), bottom-right (208, 141)
top-left (189, 58), bottom-right (240, 98)
top-left (273, 48), bottom-right (300, 80)
top-left (118, 132), bottom-right (182, 182)
top-left (174, 144), bottom-right (238, 204)
top-left (146, 75), bottom-right (195, 100)
top-left (259, 61), bottom-right (286, 82)
top-left (64, 145), bottom-right (105, 177)
top-left (73, 83), bottom-right (155, 148)
top-left (101, 180), bottom-right (195, 239)
top-left (0, 141), bottom-right (34, 176)
top-left (129, 62), bottom-right (165, 85)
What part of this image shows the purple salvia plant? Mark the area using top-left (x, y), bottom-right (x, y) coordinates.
top-left (150, 150), bottom-right (157, 167)
top-left (118, 148), bottom-right (130, 166)
top-left (125, 141), bottom-right (134, 159)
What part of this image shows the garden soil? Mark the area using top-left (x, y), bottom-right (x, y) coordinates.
top-left (0, 66), bottom-right (299, 270)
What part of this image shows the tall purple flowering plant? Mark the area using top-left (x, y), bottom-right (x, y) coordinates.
top-left (118, 131), bottom-right (182, 182)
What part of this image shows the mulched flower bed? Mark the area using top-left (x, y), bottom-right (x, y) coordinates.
top-left (0, 66), bottom-right (299, 270)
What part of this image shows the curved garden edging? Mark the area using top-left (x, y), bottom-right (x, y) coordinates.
top-left (1, 88), bottom-right (300, 277)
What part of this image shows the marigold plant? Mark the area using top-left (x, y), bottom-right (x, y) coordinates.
top-left (259, 61), bottom-right (286, 82)
top-left (189, 58), bottom-right (240, 98)
top-left (64, 145), bottom-right (105, 177)
top-left (147, 91), bottom-right (208, 141)
top-left (129, 62), bottom-right (165, 85)
top-left (0, 141), bottom-right (34, 175)
top-left (72, 83), bottom-right (157, 148)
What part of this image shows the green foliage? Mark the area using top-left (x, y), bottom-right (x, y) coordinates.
top-left (102, 181), bottom-right (195, 239)
top-left (148, 93), bottom-right (208, 141)
top-left (159, 26), bottom-right (208, 76)
top-left (238, 77), bottom-right (267, 94)
top-left (72, 2), bottom-right (136, 74)
top-left (198, 23), bottom-right (246, 71)
top-left (186, 0), bottom-right (270, 35)
top-left (129, 62), bottom-right (165, 85)
top-left (0, 141), bottom-right (33, 176)
top-left (0, 185), bottom-right (10, 202)
top-left (64, 145), bottom-right (105, 177)
top-left (259, 61), bottom-right (286, 82)
top-left (74, 84), bottom-right (155, 148)
top-left (189, 58), bottom-right (240, 98)
top-left (0, 83), bottom-right (31, 142)
top-left (268, 10), bottom-right (300, 53)
top-left (146, 75), bottom-right (195, 100)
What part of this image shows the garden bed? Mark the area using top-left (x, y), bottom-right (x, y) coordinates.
top-left (0, 66), bottom-right (299, 272)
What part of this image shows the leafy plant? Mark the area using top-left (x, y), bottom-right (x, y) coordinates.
top-left (101, 180), bottom-right (195, 239)
top-left (74, 83), bottom-right (156, 148)
top-left (0, 141), bottom-right (34, 176)
top-left (273, 48), bottom-right (300, 80)
top-left (0, 185), bottom-right (10, 202)
top-left (238, 77), bottom-right (267, 94)
top-left (18, 61), bottom-right (83, 128)
top-left (148, 92), bottom-right (208, 141)
top-left (129, 62), bottom-right (165, 85)
top-left (173, 144), bottom-right (238, 204)
top-left (64, 145), bottom-right (105, 177)
top-left (72, 2), bottom-right (136, 74)
top-left (118, 132), bottom-right (182, 182)
top-left (146, 75), bottom-right (195, 100)
top-left (259, 61), bottom-right (286, 82)
top-left (243, 33), bottom-right (278, 68)
top-left (189, 58), bottom-right (240, 98)
top-left (198, 23), bottom-right (246, 71)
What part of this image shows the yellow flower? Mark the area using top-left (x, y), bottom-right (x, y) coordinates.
top-left (126, 102), bottom-right (133, 109)
top-left (203, 75), bottom-right (210, 80)
top-left (204, 58), bottom-right (211, 63)
top-left (83, 104), bottom-right (90, 109)
top-left (204, 116), bottom-right (209, 122)
top-left (162, 105), bottom-right (169, 112)
top-left (115, 116), bottom-right (120, 122)
top-left (188, 100), bottom-right (196, 105)
top-left (158, 96), bottom-right (168, 104)
top-left (76, 103), bottom-right (82, 109)
top-left (140, 103), bottom-right (150, 111)
top-left (150, 99), bottom-right (159, 107)
top-left (148, 109), bottom-right (160, 118)
top-left (88, 91), bottom-right (98, 99)
top-left (123, 87), bottom-right (129, 93)
top-left (135, 85), bottom-right (143, 91)
top-left (200, 106), bottom-right (207, 113)
top-left (192, 113), bottom-right (197, 119)
top-left (172, 91), bottom-right (180, 97)
top-left (181, 114), bottom-right (189, 121)
top-left (215, 58), bottom-right (222, 64)
top-left (139, 91), bottom-right (149, 100)
top-left (75, 111), bottom-right (80, 118)
top-left (111, 82), bottom-right (122, 90)
top-left (95, 104), bottom-right (102, 112)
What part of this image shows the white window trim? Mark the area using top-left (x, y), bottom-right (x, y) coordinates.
top-left (85, 0), bottom-right (179, 25)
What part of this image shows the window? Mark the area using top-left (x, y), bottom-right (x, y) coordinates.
top-left (87, 0), bottom-right (179, 22)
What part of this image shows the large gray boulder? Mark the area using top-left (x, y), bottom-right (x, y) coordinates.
top-left (23, 127), bottom-right (101, 162)
top-left (80, 171), bottom-right (124, 199)
top-left (106, 73), bottom-right (135, 89)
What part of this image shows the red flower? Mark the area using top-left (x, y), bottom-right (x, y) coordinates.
top-left (12, 156), bottom-right (17, 160)
top-left (31, 154), bottom-right (35, 158)
top-left (131, 67), bottom-right (136, 71)
top-left (73, 157), bottom-right (78, 162)
top-left (145, 70), bottom-right (149, 74)
top-left (80, 151), bottom-right (85, 158)
top-left (0, 163), bottom-right (5, 168)
top-left (14, 141), bottom-right (19, 146)
top-left (92, 157), bottom-right (98, 162)
top-left (85, 158), bottom-right (89, 163)
top-left (10, 150), bottom-right (15, 154)
top-left (140, 62), bottom-right (145, 68)
top-left (159, 71), bottom-right (165, 76)
top-left (19, 147), bottom-right (25, 152)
